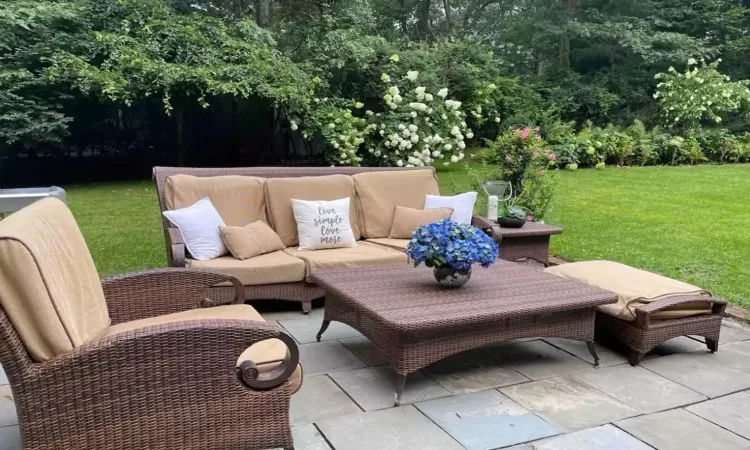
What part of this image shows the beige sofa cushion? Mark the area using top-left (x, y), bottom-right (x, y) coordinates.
top-left (353, 170), bottom-right (440, 238)
top-left (284, 242), bottom-right (407, 279)
top-left (106, 304), bottom-right (301, 393)
top-left (220, 221), bottom-right (285, 260)
top-left (367, 238), bottom-right (410, 251)
top-left (389, 206), bottom-right (453, 239)
top-left (265, 175), bottom-right (361, 247)
top-left (165, 175), bottom-right (267, 226)
top-left (545, 261), bottom-right (712, 321)
top-left (0, 198), bottom-right (110, 362)
top-left (187, 250), bottom-right (306, 286)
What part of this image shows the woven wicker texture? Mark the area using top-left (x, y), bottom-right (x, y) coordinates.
top-left (312, 260), bottom-right (617, 374)
top-left (497, 222), bottom-right (562, 265)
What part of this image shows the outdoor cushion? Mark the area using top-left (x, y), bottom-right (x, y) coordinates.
top-left (366, 238), bottom-right (410, 251)
top-left (291, 197), bottom-right (357, 250)
top-left (187, 250), bottom-right (306, 286)
top-left (284, 242), bottom-right (407, 279)
top-left (0, 198), bottom-right (110, 362)
top-left (265, 175), bottom-right (361, 247)
top-left (105, 304), bottom-right (302, 393)
top-left (220, 221), bottom-right (285, 260)
top-left (545, 260), bottom-right (712, 321)
top-left (353, 169), bottom-right (440, 238)
top-left (165, 174), bottom-right (267, 226)
top-left (424, 192), bottom-right (478, 224)
top-left (388, 206), bottom-right (453, 239)
top-left (163, 197), bottom-right (227, 261)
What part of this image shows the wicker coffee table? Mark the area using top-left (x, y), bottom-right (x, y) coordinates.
top-left (311, 261), bottom-right (618, 405)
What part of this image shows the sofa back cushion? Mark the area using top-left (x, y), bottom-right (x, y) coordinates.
top-left (265, 174), bottom-right (361, 247)
top-left (0, 198), bottom-right (110, 362)
top-left (165, 175), bottom-right (267, 226)
top-left (353, 169), bottom-right (440, 238)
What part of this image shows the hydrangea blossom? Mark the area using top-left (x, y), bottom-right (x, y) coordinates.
top-left (406, 219), bottom-right (499, 271)
top-left (406, 71), bottom-right (419, 81)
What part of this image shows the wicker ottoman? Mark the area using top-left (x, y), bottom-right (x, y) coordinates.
top-left (545, 261), bottom-right (727, 366)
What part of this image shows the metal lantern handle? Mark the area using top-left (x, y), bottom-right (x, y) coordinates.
top-left (481, 181), bottom-right (513, 202)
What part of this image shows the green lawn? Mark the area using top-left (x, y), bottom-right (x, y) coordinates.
top-left (64, 164), bottom-right (750, 308)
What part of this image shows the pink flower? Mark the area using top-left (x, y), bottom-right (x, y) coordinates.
top-left (531, 150), bottom-right (538, 157)
top-left (520, 127), bottom-right (530, 140)
top-left (537, 170), bottom-right (544, 176)
top-left (526, 215), bottom-right (533, 222)
top-left (548, 153), bottom-right (556, 161)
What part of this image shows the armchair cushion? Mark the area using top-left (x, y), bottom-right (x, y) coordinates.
top-left (0, 198), bottom-right (110, 362)
top-left (165, 175), bottom-right (267, 226)
top-left (187, 250), bottom-right (306, 286)
top-left (105, 304), bottom-right (302, 393)
top-left (353, 169), bottom-right (440, 238)
top-left (545, 260), bottom-right (712, 321)
top-left (284, 242), bottom-right (407, 279)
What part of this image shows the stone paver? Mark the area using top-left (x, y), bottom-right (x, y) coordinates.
top-left (329, 366), bottom-right (450, 411)
top-left (649, 336), bottom-right (708, 356)
top-left (640, 351), bottom-right (750, 398)
top-left (316, 405), bottom-right (464, 450)
top-left (0, 426), bottom-right (20, 450)
top-left (280, 318), bottom-right (361, 344)
top-left (686, 391), bottom-right (750, 440)
top-left (291, 424), bottom-right (332, 450)
top-left (501, 375), bottom-right (638, 431)
top-left (298, 341), bottom-right (367, 376)
top-left (0, 386), bottom-right (17, 428)
top-left (290, 376), bottom-right (361, 426)
top-left (573, 365), bottom-right (706, 414)
top-left (484, 340), bottom-right (594, 380)
top-left (544, 338), bottom-right (628, 367)
top-left (692, 323), bottom-right (750, 346)
top-left (422, 350), bottom-right (529, 394)
top-left (256, 304), bottom-right (325, 322)
top-left (415, 390), bottom-right (560, 450)
top-left (0, 365), bottom-right (7, 385)
top-left (506, 424), bottom-right (653, 450)
top-left (615, 408), bottom-right (750, 450)
top-left (338, 337), bottom-right (388, 366)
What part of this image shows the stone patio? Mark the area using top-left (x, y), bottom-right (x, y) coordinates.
top-left (1, 312), bottom-right (750, 449)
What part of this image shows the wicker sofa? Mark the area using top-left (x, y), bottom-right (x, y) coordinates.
top-left (153, 166), bottom-right (500, 313)
top-left (0, 198), bottom-right (301, 450)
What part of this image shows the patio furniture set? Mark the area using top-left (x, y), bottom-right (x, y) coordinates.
top-left (0, 166), bottom-right (726, 449)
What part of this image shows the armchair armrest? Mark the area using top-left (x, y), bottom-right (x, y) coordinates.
top-left (167, 227), bottom-right (186, 267)
top-left (472, 215), bottom-right (502, 244)
top-left (635, 295), bottom-right (726, 327)
top-left (102, 268), bottom-right (245, 324)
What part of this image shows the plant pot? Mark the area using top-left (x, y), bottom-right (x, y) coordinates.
top-left (497, 217), bottom-right (526, 228)
top-left (433, 266), bottom-right (472, 288)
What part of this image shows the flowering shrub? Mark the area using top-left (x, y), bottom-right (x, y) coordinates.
top-left (406, 219), bottom-right (499, 271)
top-left (302, 98), bottom-right (371, 166)
top-left (486, 127), bottom-right (552, 187)
top-left (654, 59), bottom-right (750, 130)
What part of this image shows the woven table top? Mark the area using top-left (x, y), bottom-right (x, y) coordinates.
top-left (310, 260), bottom-right (617, 330)
top-left (498, 221), bottom-right (563, 237)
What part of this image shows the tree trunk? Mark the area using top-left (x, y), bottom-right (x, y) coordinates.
top-left (443, 0), bottom-right (452, 33)
top-left (558, 0), bottom-right (576, 70)
top-left (175, 104), bottom-right (185, 166)
top-left (254, 0), bottom-right (269, 27)
top-left (416, 0), bottom-right (432, 40)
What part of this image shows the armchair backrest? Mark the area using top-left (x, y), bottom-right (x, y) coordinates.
top-left (0, 198), bottom-right (110, 362)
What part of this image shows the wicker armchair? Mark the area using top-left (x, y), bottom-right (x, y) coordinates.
top-left (0, 198), bottom-right (299, 450)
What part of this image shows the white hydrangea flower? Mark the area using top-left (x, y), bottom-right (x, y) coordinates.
top-left (290, 120), bottom-right (298, 131)
top-left (406, 71), bottom-right (419, 81)
top-left (437, 88), bottom-right (449, 98)
top-left (456, 134), bottom-right (464, 142)
top-left (379, 130), bottom-right (385, 136)
top-left (432, 150), bottom-right (441, 157)
top-left (396, 160), bottom-right (404, 167)
top-left (398, 124), bottom-right (406, 130)
top-left (444, 144), bottom-right (452, 151)
top-left (384, 94), bottom-right (393, 102)
top-left (402, 129), bottom-right (411, 137)
top-left (451, 101), bottom-right (462, 110)
top-left (368, 148), bottom-right (374, 153)
top-left (328, 123), bottom-right (336, 129)
top-left (406, 142), bottom-right (413, 149)
top-left (411, 111), bottom-right (418, 118)
top-left (393, 94), bottom-right (403, 103)
top-left (415, 86), bottom-right (426, 96)
top-left (494, 117), bottom-right (501, 123)
top-left (384, 141), bottom-right (391, 147)
top-left (406, 164), bottom-right (414, 167)
top-left (458, 153), bottom-right (465, 160)
top-left (433, 134), bottom-right (442, 143)
top-left (466, 131), bottom-right (474, 139)
top-left (450, 155), bottom-right (459, 163)
top-left (411, 135), bottom-right (419, 144)
top-left (458, 141), bottom-right (466, 150)
top-left (443, 162), bottom-right (450, 166)
top-left (374, 150), bottom-right (381, 156)
top-left (381, 73), bottom-right (391, 82)
top-left (422, 148), bottom-right (431, 156)
top-left (408, 124), bottom-right (418, 132)
top-left (441, 114), bottom-right (448, 120)
top-left (427, 107), bottom-right (433, 114)
top-left (454, 111), bottom-right (461, 117)
top-left (388, 86), bottom-right (399, 96)
top-left (450, 126), bottom-right (460, 136)
top-left (445, 99), bottom-right (455, 109)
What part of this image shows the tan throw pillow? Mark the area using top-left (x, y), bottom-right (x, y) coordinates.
top-left (220, 221), bottom-right (285, 260)
top-left (388, 206), bottom-right (454, 239)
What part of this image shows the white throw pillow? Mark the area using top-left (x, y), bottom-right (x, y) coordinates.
top-left (424, 192), bottom-right (478, 224)
top-left (162, 197), bottom-right (227, 261)
top-left (291, 197), bottom-right (357, 250)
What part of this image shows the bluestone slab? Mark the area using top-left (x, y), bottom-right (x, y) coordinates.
top-left (506, 424), bottom-right (653, 450)
top-left (0, 426), bottom-right (20, 450)
top-left (422, 350), bottom-right (529, 394)
top-left (338, 336), bottom-right (388, 366)
top-left (484, 340), bottom-right (593, 380)
top-left (298, 341), bottom-right (367, 376)
top-left (0, 365), bottom-right (7, 385)
top-left (687, 391), bottom-right (750, 440)
top-left (291, 424), bottom-right (332, 450)
top-left (280, 318), bottom-right (361, 344)
top-left (544, 338), bottom-right (627, 367)
top-left (0, 386), bottom-right (17, 428)
top-left (290, 376), bottom-right (361, 426)
top-left (640, 351), bottom-right (750, 398)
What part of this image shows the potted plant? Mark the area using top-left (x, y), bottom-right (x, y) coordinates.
top-left (406, 219), bottom-right (499, 288)
top-left (497, 199), bottom-right (527, 228)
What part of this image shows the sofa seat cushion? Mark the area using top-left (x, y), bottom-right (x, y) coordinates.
top-left (105, 304), bottom-right (301, 393)
top-left (165, 175), bottom-right (267, 226)
top-left (366, 238), bottom-right (410, 251)
top-left (284, 242), bottom-right (407, 279)
top-left (353, 169), bottom-right (440, 238)
top-left (0, 198), bottom-right (110, 362)
top-left (545, 261), bottom-right (712, 321)
top-left (187, 250), bottom-right (306, 286)
top-left (265, 174), bottom-right (361, 247)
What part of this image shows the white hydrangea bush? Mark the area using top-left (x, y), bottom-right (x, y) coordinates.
top-left (296, 55), bottom-right (478, 167)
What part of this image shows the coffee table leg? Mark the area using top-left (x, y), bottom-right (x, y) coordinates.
top-left (394, 374), bottom-right (407, 407)
top-left (586, 341), bottom-right (600, 368)
top-left (316, 320), bottom-right (330, 342)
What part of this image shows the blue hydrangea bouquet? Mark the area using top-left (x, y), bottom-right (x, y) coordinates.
top-left (406, 219), bottom-right (499, 287)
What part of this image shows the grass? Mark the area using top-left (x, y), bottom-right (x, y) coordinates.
top-left (63, 164), bottom-right (750, 308)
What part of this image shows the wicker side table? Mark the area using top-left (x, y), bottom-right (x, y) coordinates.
top-left (498, 222), bottom-right (563, 266)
